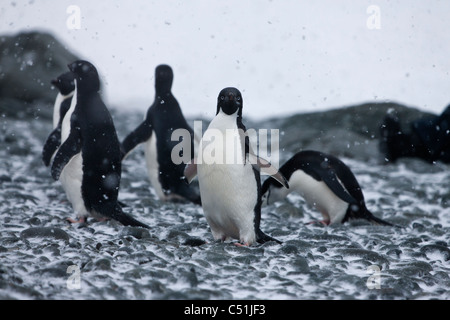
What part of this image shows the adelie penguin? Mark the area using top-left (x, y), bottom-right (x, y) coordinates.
top-left (42, 71), bottom-right (75, 166)
top-left (50, 60), bottom-right (149, 228)
top-left (261, 150), bottom-right (396, 227)
top-left (120, 64), bottom-right (201, 205)
top-left (184, 87), bottom-right (289, 246)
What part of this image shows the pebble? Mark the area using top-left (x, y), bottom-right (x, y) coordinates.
top-left (20, 227), bottom-right (70, 243)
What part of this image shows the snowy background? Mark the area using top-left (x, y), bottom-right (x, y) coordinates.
top-left (1, 0), bottom-right (450, 120)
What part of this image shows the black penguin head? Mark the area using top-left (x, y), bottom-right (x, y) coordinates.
top-left (68, 60), bottom-right (100, 93)
top-left (216, 87), bottom-right (243, 116)
top-left (51, 72), bottom-right (75, 95)
top-left (155, 64), bottom-right (173, 93)
top-left (261, 177), bottom-right (283, 205)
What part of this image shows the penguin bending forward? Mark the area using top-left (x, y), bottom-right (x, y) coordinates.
top-left (261, 150), bottom-right (395, 226)
top-left (184, 87), bottom-right (289, 246)
top-left (120, 64), bottom-right (201, 205)
top-left (42, 71), bottom-right (75, 166)
top-left (51, 60), bottom-right (149, 228)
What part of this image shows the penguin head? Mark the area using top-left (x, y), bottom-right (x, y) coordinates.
top-left (155, 64), bottom-right (173, 93)
top-left (261, 177), bottom-right (286, 206)
top-left (216, 87), bottom-right (243, 116)
top-left (68, 60), bottom-right (100, 93)
top-left (51, 72), bottom-right (75, 95)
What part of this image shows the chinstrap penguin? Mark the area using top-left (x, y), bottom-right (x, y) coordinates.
top-left (120, 64), bottom-right (201, 205)
top-left (51, 60), bottom-right (149, 228)
top-left (184, 87), bottom-right (289, 246)
top-left (261, 150), bottom-right (395, 226)
top-left (42, 71), bottom-right (75, 166)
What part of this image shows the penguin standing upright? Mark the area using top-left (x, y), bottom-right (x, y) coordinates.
top-left (51, 60), bottom-right (149, 228)
top-left (121, 64), bottom-right (200, 205)
top-left (261, 150), bottom-right (395, 226)
top-left (184, 87), bottom-right (288, 246)
top-left (42, 71), bottom-right (75, 166)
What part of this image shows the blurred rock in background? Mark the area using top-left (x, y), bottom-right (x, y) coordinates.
top-left (0, 31), bottom-right (79, 119)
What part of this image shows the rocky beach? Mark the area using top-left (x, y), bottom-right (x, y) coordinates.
top-left (0, 31), bottom-right (449, 301)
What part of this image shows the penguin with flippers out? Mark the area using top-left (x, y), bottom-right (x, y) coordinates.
top-left (184, 87), bottom-right (288, 246)
top-left (261, 150), bottom-right (397, 227)
top-left (120, 64), bottom-right (201, 205)
top-left (51, 60), bottom-right (149, 228)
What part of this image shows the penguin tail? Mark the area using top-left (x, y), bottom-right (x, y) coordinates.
top-left (256, 229), bottom-right (282, 245)
top-left (96, 203), bottom-right (150, 229)
top-left (365, 209), bottom-right (403, 229)
top-left (113, 207), bottom-right (150, 229)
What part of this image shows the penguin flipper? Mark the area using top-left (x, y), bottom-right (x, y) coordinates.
top-left (51, 129), bottom-right (81, 180)
top-left (42, 127), bottom-right (62, 166)
top-left (121, 119), bottom-right (153, 160)
top-left (248, 153), bottom-right (289, 189)
top-left (309, 167), bottom-right (357, 205)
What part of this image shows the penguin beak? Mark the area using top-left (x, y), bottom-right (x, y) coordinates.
top-left (228, 93), bottom-right (234, 101)
top-left (68, 62), bottom-right (77, 72)
top-left (51, 79), bottom-right (58, 86)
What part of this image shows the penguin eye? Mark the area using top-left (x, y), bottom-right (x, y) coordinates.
top-left (236, 96), bottom-right (241, 101)
top-left (220, 95), bottom-right (225, 101)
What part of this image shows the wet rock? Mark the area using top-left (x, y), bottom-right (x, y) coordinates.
top-left (291, 256), bottom-right (310, 273)
top-left (204, 250), bottom-right (231, 265)
top-left (93, 258), bottom-right (112, 271)
top-left (339, 248), bottom-right (389, 268)
top-left (386, 248), bottom-right (402, 258)
top-left (27, 216), bottom-right (42, 226)
top-left (278, 244), bottom-right (299, 255)
top-left (259, 102), bottom-right (432, 162)
top-left (119, 226), bottom-right (152, 240)
top-left (383, 277), bottom-right (421, 299)
top-left (0, 31), bottom-right (80, 119)
top-left (274, 203), bottom-right (304, 218)
top-left (183, 237), bottom-right (207, 247)
top-left (30, 267), bottom-right (67, 278)
top-left (0, 279), bottom-right (44, 299)
top-left (180, 267), bottom-right (199, 287)
top-left (20, 227), bottom-right (70, 243)
top-left (420, 244), bottom-right (450, 261)
top-left (124, 267), bottom-right (146, 279)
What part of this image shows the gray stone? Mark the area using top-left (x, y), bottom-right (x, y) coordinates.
top-left (0, 31), bottom-right (80, 119)
top-left (20, 227), bottom-right (70, 243)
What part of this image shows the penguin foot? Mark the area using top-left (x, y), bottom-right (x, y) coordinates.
top-left (66, 216), bottom-right (87, 224)
top-left (305, 220), bottom-right (330, 226)
top-left (234, 242), bottom-right (250, 247)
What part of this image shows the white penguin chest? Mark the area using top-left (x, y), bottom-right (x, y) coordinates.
top-left (53, 91), bottom-right (74, 129)
top-left (57, 87), bottom-right (86, 216)
top-left (53, 93), bottom-right (64, 128)
top-left (197, 111), bottom-right (257, 242)
top-left (60, 87), bottom-right (77, 144)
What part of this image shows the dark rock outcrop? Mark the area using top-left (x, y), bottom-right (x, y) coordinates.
top-left (0, 30), bottom-right (80, 119)
top-left (258, 102), bottom-right (435, 162)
